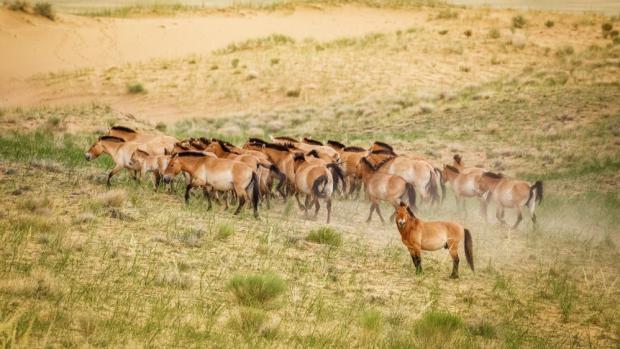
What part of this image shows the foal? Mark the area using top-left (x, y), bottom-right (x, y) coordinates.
top-left (395, 203), bottom-right (474, 278)
top-left (85, 136), bottom-right (149, 186)
top-left (442, 163), bottom-right (488, 219)
top-left (292, 153), bottom-right (335, 223)
top-left (477, 172), bottom-right (543, 228)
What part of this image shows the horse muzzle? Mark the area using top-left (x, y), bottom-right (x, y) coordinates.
top-left (163, 175), bottom-right (173, 184)
top-left (84, 153), bottom-right (93, 161)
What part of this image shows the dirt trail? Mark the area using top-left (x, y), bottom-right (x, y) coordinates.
top-left (0, 6), bottom-right (424, 80)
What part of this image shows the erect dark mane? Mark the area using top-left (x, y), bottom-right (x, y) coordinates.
top-left (406, 205), bottom-right (415, 218)
top-left (306, 149), bottom-right (320, 158)
top-left (303, 137), bottom-right (323, 146)
top-left (248, 137), bottom-right (267, 145)
top-left (293, 153), bottom-right (305, 162)
top-left (135, 149), bottom-right (150, 156)
top-left (343, 146), bottom-right (366, 152)
top-left (273, 136), bottom-right (299, 143)
top-left (212, 138), bottom-right (236, 148)
top-left (445, 165), bottom-right (460, 174)
top-left (327, 140), bottom-right (346, 149)
top-left (483, 171), bottom-right (503, 179)
top-left (453, 154), bottom-right (462, 165)
top-left (374, 157), bottom-right (392, 170)
top-left (99, 135), bottom-right (126, 142)
top-left (198, 137), bottom-right (211, 145)
top-left (110, 126), bottom-right (136, 133)
top-left (174, 142), bottom-right (191, 150)
top-left (370, 149), bottom-right (397, 156)
top-left (177, 151), bottom-right (208, 157)
top-left (360, 157), bottom-right (377, 171)
top-left (213, 139), bottom-right (232, 153)
top-left (264, 142), bottom-right (294, 152)
top-left (373, 141), bottom-right (393, 151)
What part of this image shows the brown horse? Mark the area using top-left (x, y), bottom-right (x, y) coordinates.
top-left (85, 136), bottom-right (153, 186)
top-left (107, 126), bottom-right (177, 155)
top-left (357, 157), bottom-right (416, 223)
top-left (442, 162), bottom-right (488, 219)
top-left (395, 202), bottom-right (474, 278)
top-left (477, 172), bottom-right (543, 228)
top-left (205, 139), bottom-right (286, 206)
top-left (366, 150), bottom-right (441, 205)
top-left (328, 140), bottom-right (368, 198)
top-left (292, 152), bottom-right (334, 223)
top-left (128, 149), bottom-right (171, 189)
top-left (244, 139), bottom-right (297, 197)
top-left (163, 151), bottom-right (260, 216)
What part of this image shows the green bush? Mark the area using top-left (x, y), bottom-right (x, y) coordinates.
top-left (216, 223), bottom-right (235, 240)
top-left (415, 310), bottom-right (464, 337)
top-left (545, 20), bottom-right (554, 28)
top-left (488, 28), bottom-right (500, 39)
top-left (127, 82), bottom-right (146, 94)
top-left (512, 15), bottom-right (526, 29)
top-left (7, 1), bottom-right (28, 11)
top-left (359, 309), bottom-right (382, 331)
top-left (227, 273), bottom-right (286, 307)
top-left (34, 2), bottom-right (54, 20)
top-left (306, 226), bottom-right (342, 247)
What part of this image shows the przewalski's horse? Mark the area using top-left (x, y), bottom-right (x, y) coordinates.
top-left (163, 151), bottom-right (260, 217)
top-left (85, 136), bottom-right (155, 186)
top-left (357, 157), bottom-right (416, 223)
top-left (395, 202), bottom-right (474, 278)
top-left (442, 162), bottom-right (488, 220)
top-left (328, 140), bottom-right (368, 198)
top-left (244, 138), bottom-right (298, 197)
top-left (303, 150), bottom-right (345, 194)
top-left (366, 150), bottom-right (441, 205)
top-left (205, 139), bottom-right (286, 206)
top-left (107, 126), bottom-right (178, 155)
top-left (477, 172), bottom-right (543, 229)
top-left (128, 149), bottom-right (171, 189)
top-left (292, 152), bottom-right (335, 223)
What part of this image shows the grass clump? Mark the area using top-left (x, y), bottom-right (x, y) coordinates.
top-left (435, 9), bottom-right (458, 20)
top-left (602, 22), bottom-right (613, 37)
top-left (155, 122), bottom-right (166, 132)
top-left (359, 309), bottom-right (382, 332)
top-left (126, 82), bottom-right (146, 94)
top-left (545, 20), bottom-right (555, 28)
top-left (216, 223), bottom-right (235, 240)
top-left (227, 273), bottom-right (286, 307)
top-left (33, 2), bottom-right (53, 20)
top-left (556, 45), bottom-right (575, 57)
top-left (98, 189), bottom-right (127, 208)
top-left (512, 15), bottom-right (526, 29)
top-left (306, 226), bottom-right (342, 247)
top-left (18, 196), bottom-right (52, 215)
top-left (6, 0), bottom-right (28, 11)
top-left (488, 28), bottom-right (500, 39)
top-left (468, 320), bottom-right (497, 339)
top-left (415, 310), bottom-right (464, 336)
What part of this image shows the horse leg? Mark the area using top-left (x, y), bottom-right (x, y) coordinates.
top-left (449, 242), bottom-right (460, 279)
top-left (234, 195), bottom-right (246, 215)
top-left (295, 192), bottom-right (305, 210)
top-left (512, 206), bottom-right (523, 229)
top-left (203, 187), bottom-right (212, 210)
top-left (410, 248), bottom-right (422, 274)
top-left (154, 172), bottom-right (161, 190)
top-left (184, 184), bottom-right (193, 204)
top-left (313, 199), bottom-right (320, 218)
top-left (107, 165), bottom-right (123, 187)
top-left (479, 197), bottom-right (488, 222)
top-left (496, 206), bottom-right (505, 225)
top-left (366, 203), bottom-right (375, 223)
top-left (326, 198), bottom-right (332, 224)
top-left (375, 204), bottom-right (386, 224)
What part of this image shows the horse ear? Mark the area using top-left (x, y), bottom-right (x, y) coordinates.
top-left (399, 202), bottom-right (407, 207)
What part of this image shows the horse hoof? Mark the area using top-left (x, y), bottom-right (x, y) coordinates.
top-left (450, 274), bottom-right (459, 279)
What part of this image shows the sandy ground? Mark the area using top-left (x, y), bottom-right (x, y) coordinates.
top-left (0, 6), bottom-right (424, 79)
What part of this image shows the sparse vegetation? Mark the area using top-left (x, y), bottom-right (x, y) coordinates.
top-left (6, 0), bottom-right (28, 11)
top-left (33, 2), bottom-right (53, 20)
top-left (488, 28), bottom-right (500, 39)
top-left (545, 20), bottom-right (555, 28)
top-left (216, 223), bottom-right (235, 240)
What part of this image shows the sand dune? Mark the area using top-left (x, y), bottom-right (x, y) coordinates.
top-left (0, 7), bottom-right (425, 79)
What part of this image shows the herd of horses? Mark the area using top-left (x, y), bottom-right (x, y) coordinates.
top-left (84, 126), bottom-right (544, 277)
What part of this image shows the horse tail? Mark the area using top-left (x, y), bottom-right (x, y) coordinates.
top-left (434, 167), bottom-right (446, 204)
top-left (527, 180), bottom-right (544, 207)
top-left (327, 163), bottom-right (345, 194)
top-left (312, 174), bottom-right (328, 199)
top-left (248, 171), bottom-right (260, 217)
top-left (260, 163), bottom-right (286, 193)
top-left (464, 228), bottom-right (474, 272)
top-left (425, 170), bottom-right (440, 205)
top-left (405, 182), bottom-right (417, 211)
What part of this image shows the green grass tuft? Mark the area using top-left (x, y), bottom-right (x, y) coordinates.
top-left (33, 2), bottom-right (54, 20)
top-left (306, 226), bottom-right (342, 247)
top-left (216, 223), bottom-right (235, 240)
top-left (127, 82), bottom-right (146, 94)
top-left (227, 273), bottom-right (286, 307)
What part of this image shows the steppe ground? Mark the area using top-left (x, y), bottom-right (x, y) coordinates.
top-left (0, 0), bottom-right (619, 347)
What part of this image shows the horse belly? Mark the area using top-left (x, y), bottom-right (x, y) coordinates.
top-left (207, 171), bottom-right (234, 191)
top-left (421, 234), bottom-right (448, 251)
top-left (458, 178), bottom-right (477, 197)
